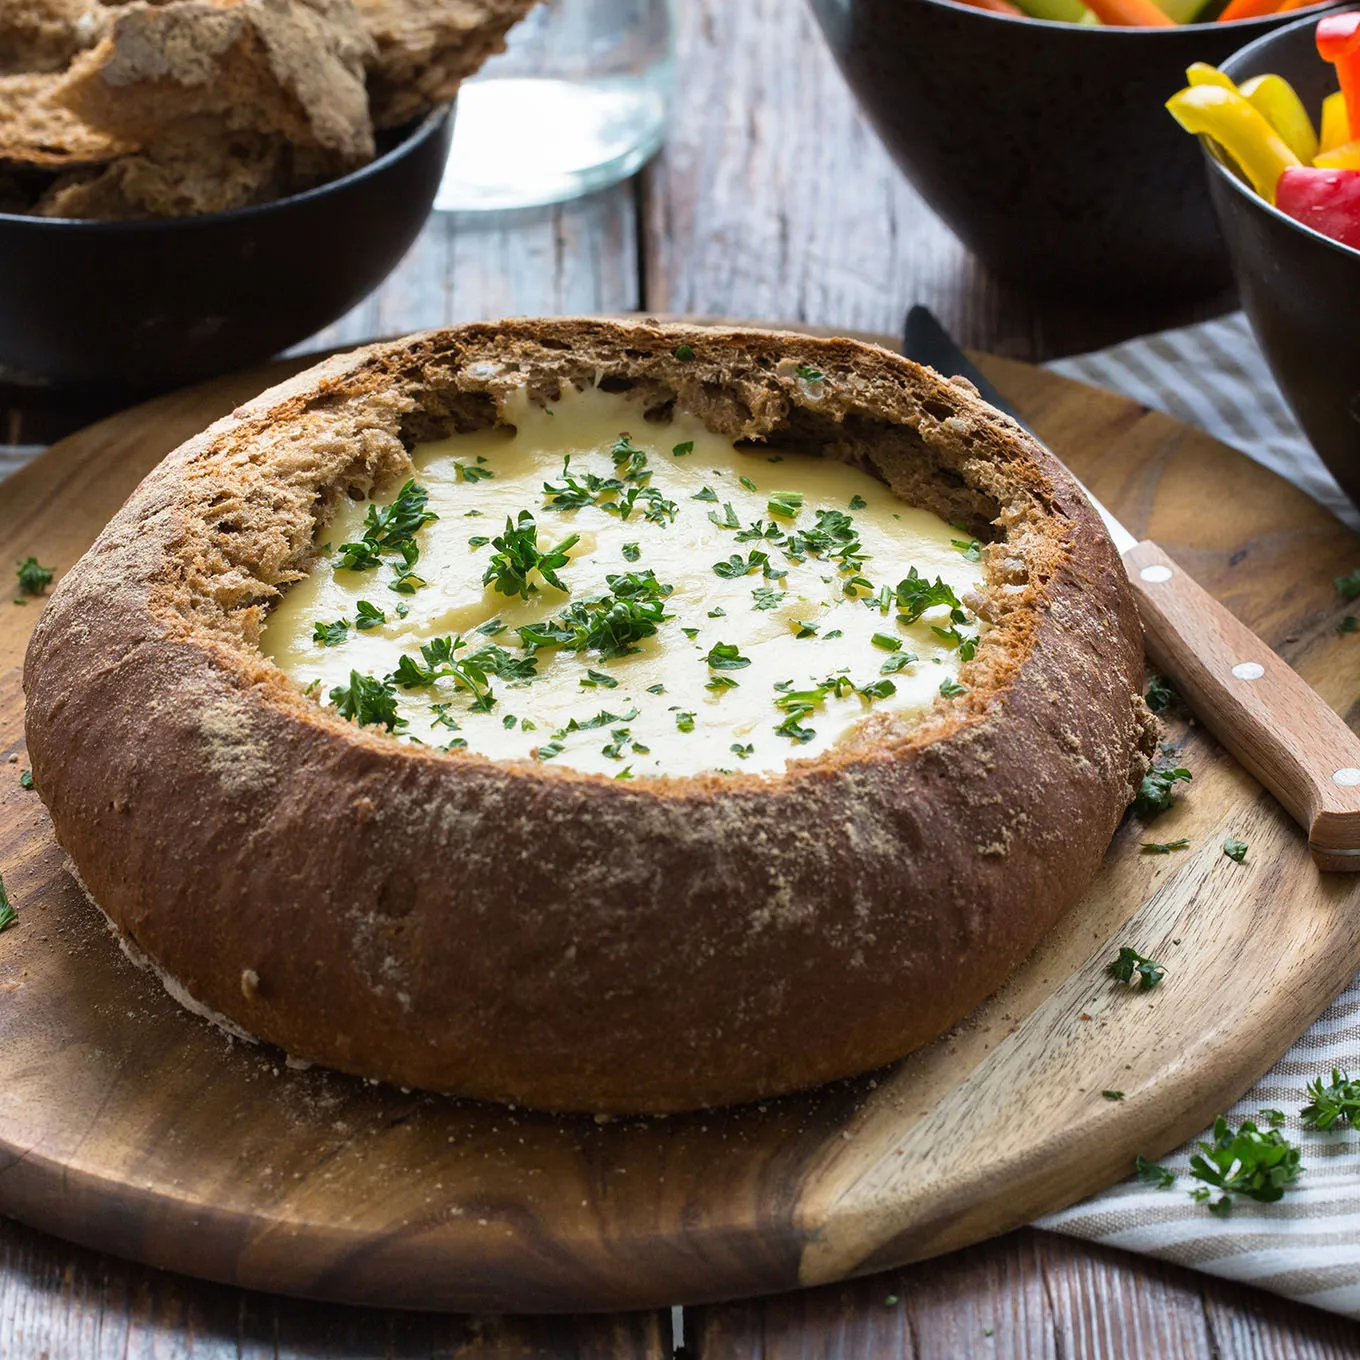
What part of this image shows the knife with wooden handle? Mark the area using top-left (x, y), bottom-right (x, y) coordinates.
top-left (902, 305), bottom-right (1360, 872)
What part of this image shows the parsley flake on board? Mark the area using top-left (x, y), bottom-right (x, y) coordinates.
top-left (0, 875), bottom-right (15, 933)
top-left (16, 557), bottom-right (54, 595)
top-left (1223, 837), bottom-right (1248, 863)
top-left (329, 671), bottom-right (404, 732)
top-left (483, 511), bottom-right (579, 599)
top-left (1102, 1090), bottom-right (1125, 1101)
top-left (1141, 838), bottom-right (1189, 854)
top-left (19, 770), bottom-right (33, 790)
top-left (1135, 763), bottom-right (1192, 818)
top-left (1336, 570), bottom-right (1360, 600)
top-left (1108, 946), bottom-right (1165, 990)
top-left (1340, 616), bottom-right (1359, 635)
top-left (1135, 1156), bottom-right (1176, 1190)
top-left (1144, 676), bottom-right (1178, 712)
top-left (1188, 1116), bottom-right (1302, 1213)
top-left (1301, 1070), bottom-right (1360, 1130)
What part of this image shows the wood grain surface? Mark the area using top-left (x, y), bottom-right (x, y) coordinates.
top-left (2, 336), bottom-right (1359, 1319)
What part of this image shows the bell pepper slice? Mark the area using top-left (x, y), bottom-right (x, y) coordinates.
top-left (1320, 90), bottom-right (1352, 154)
top-left (1011, 0), bottom-right (1095, 23)
top-left (1239, 73), bottom-right (1319, 163)
top-left (1217, 0), bottom-right (1285, 22)
top-left (1315, 139), bottom-right (1360, 170)
top-left (1187, 62), bottom-right (1238, 91)
top-left (1166, 84), bottom-right (1302, 202)
top-left (1317, 14), bottom-right (1360, 142)
top-left (1276, 166), bottom-right (1360, 249)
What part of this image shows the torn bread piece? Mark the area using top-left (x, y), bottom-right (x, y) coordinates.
top-left (56, 0), bottom-right (377, 167)
top-left (34, 124), bottom-right (289, 218)
top-left (0, 0), bottom-right (108, 77)
top-left (354, 0), bottom-right (538, 128)
top-left (0, 71), bottom-right (134, 166)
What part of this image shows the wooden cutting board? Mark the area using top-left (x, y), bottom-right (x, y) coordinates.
top-left (2, 329), bottom-right (1360, 1315)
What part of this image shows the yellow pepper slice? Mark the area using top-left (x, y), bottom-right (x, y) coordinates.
top-left (1166, 85), bottom-right (1302, 203)
top-left (1320, 91), bottom-right (1352, 156)
top-left (1314, 139), bottom-right (1360, 170)
top-left (1239, 74), bottom-right (1319, 165)
top-left (1186, 63), bottom-right (1237, 92)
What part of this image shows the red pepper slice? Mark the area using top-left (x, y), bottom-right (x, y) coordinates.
top-left (1317, 14), bottom-right (1360, 143)
top-left (1275, 166), bottom-right (1360, 251)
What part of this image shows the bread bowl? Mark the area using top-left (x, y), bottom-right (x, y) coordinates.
top-left (22, 318), bottom-right (1157, 1113)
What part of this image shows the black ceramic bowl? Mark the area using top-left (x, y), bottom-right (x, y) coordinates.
top-left (0, 105), bottom-right (453, 393)
top-left (1208, 9), bottom-right (1360, 505)
top-left (808, 0), bottom-right (1337, 302)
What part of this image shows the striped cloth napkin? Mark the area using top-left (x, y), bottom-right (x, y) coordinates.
top-left (2, 314), bottom-right (1357, 1317)
top-left (1038, 312), bottom-right (1360, 1319)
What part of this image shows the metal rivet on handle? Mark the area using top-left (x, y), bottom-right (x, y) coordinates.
top-left (1335, 768), bottom-right (1360, 787)
top-left (1139, 565), bottom-right (1173, 583)
top-left (1231, 662), bottom-right (1265, 681)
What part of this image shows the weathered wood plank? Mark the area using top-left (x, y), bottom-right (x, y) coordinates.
top-left (688, 1232), bottom-right (1360, 1360)
top-left (640, 0), bottom-right (1229, 360)
top-left (0, 1214), bottom-right (670, 1360)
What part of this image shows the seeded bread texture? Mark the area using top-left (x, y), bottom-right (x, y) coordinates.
top-left (56, 0), bottom-right (376, 166)
top-left (354, 0), bottom-right (539, 127)
top-left (23, 319), bottom-right (1157, 1114)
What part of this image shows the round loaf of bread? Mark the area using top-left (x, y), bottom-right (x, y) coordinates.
top-left (23, 319), bottom-right (1156, 1113)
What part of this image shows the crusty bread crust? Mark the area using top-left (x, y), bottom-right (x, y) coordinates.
top-left (23, 319), bottom-right (1156, 1113)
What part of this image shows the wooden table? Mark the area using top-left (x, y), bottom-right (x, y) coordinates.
top-left (3, 2), bottom-right (1359, 1355)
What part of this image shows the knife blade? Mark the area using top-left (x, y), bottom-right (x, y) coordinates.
top-left (900, 304), bottom-right (1360, 870)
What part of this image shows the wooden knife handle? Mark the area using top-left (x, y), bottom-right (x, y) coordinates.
top-left (1125, 541), bottom-right (1360, 872)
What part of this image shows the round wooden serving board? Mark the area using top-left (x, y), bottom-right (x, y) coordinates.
top-left (3, 327), bottom-right (1360, 1315)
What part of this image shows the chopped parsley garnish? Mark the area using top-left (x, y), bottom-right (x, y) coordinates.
top-left (1340, 616), bottom-right (1358, 635)
top-left (329, 671), bottom-right (404, 731)
top-left (896, 568), bottom-right (965, 623)
top-left (932, 625), bottom-right (979, 660)
top-left (1108, 945), bottom-right (1165, 990)
top-left (468, 535), bottom-right (491, 548)
top-left (1135, 1156), bottom-right (1176, 1190)
top-left (646, 683), bottom-right (665, 694)
top-left (708, 502), bottom-right (741, 531)
top-left (706, 642), bottom-right (751, 671)
top-left (1336, 570), bottom-right (1360, 599)
top-left (849, 495), bottom-right (867, 511)
top-left (672, 441), bottom-right (694, 457)
top-left (674, 343), bottom-right (695, 361)
top-left (1102, 1090), bottom-right (1125, 1101)
top-left (0, 875), bottom-right (15, 933)
top-left (16, 557), bottom-right (54, 595)
top-left (792, 620), bottom-right (818, 639)
top-left (881, 651), bottom-right (917, 675)
top-left (482, 511), bottom-right (579, 599)
top-left (1189, 1116), bottom-right (1302, 1212)
top-left (693, 486), bottom-right (718, 503)
top-left (794, 364), bottom-right (825, 384)
top-left (739, 476), bottom-right (758, 493)
top-left (675, 711), bottom-right (696, 732)
top-left (454, 460), bottom-right (493, 483)
top-left (1301, 1069), bottom-right (1360, 1130)
top-left (355, 600), bottom-right (386, 630)
top-left (713, 550), bottom-right (777, 579)
top-left (951, 538), bottom-right (983, 562)
top-left (858, 678), bottom-right (897, 701)
top-left (751, 587), bottom-right (784, 611)
top-left (476, 618), bottom-right (506, 636)
top-left (335, 481), bottom-right (438, 591)
top-left (535, 741), bottom-right (564, 760)
top-left (622, 542), bottom-right (641, 562)
top-left (706, 675), bottom-right (740, 691)
top-left (1223, 838), bottom-right (1248, 863)
top-left (731, 743), bottom-right (754, 759)
top-left (580, 668), bottom-right (618, 689)
top-left (939, 677), bottom-right (968, 698)
top-left (707, 607), bottom-right (726, 618)
top-left (1136, 763), bottom-right (1192, 818)
top-left (1144, 676), bottom-right (1177, 712)
top-left (313, 618), bottom-right (349, 646)
top-left (19, 770), bottom-right (33, 790)
top-left (517, 570), bottom-right (673, 660)
top-left (1142, 838), bottom-right (1189, 854)
top-left (775, 712), bottom-right (816, 743)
